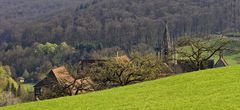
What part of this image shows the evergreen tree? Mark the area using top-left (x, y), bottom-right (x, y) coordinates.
top-left (11, 83), bottom-right (16, 96)
top-left (17, 84), bottom-right (22, 97)
top-left (22, 69), bottom-right (30, 79)
top-left (3, 81), bottom-right (10, 92)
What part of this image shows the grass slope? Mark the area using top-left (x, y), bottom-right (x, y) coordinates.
top-left (2, 66), bottom-right (240, 110)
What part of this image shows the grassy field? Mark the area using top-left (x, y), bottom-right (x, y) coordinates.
top-left (219, 53), bottom-right (240, 65)
top-left (1, 65), bottom-right (240, 110)
top-left (21, 83), bottom-right (34, 93)
top-left (212, 52), bottom-right (239, 66)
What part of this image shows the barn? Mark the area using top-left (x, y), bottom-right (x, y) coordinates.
top-left (34, 66), bottom-right (93, 100)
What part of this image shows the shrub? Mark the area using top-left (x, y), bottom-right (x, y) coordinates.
top-left (0, 92), bottom-right (21, 107)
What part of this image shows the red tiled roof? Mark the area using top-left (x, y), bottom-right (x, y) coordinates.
top-left (34, 66), bottom-right (93, 88)
top-left (50, 66), bottom-right (75, 85)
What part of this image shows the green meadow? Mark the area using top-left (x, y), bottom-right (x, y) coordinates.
top-left (2, 66), bottom-right (240, 110)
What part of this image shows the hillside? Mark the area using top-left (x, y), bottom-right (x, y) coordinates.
top-left (0, 76), bottom-right (17, 92)
top-left (0, 0), bottom-right (91, 23)
top-left (1, 0), bottom-right (240, 47)
top-left (2, 66), bottom-right (240, 110)
top-left (0, 66), bottom-right (18, 92)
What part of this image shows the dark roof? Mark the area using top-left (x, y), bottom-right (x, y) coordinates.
top-left (34, 78), bottom-right (48, 87)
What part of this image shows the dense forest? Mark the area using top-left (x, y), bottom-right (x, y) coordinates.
top-left (0, 0), bottom-right (92, 23)
top-left (1, 0), bottom-right (240, 82)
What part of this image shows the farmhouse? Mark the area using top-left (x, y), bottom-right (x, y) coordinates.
top-left (34, 66), bottom-right (93, 100)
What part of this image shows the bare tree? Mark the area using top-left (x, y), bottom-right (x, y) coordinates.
top-left (59, 62), bottom-right (94, 96)
top-left (177, 36), bottom-right (231, 70)
top-left (89, 54), bottom-right (169, 90)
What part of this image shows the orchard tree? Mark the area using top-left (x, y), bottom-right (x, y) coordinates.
top-left (177, 36), bottom-right (231, 70)
top-left (89, 54), bottom-right (171, 89)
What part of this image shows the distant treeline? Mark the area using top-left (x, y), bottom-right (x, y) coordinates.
top-left (1, 0), bottom-right (240, 48)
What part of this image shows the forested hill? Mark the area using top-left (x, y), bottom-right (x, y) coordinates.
top-left (1, 0), bottom-right (240, 47)
top-left (1, 0), bottom-right (240, 81)
top-left (0, 0), bottom-right (92, 23)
